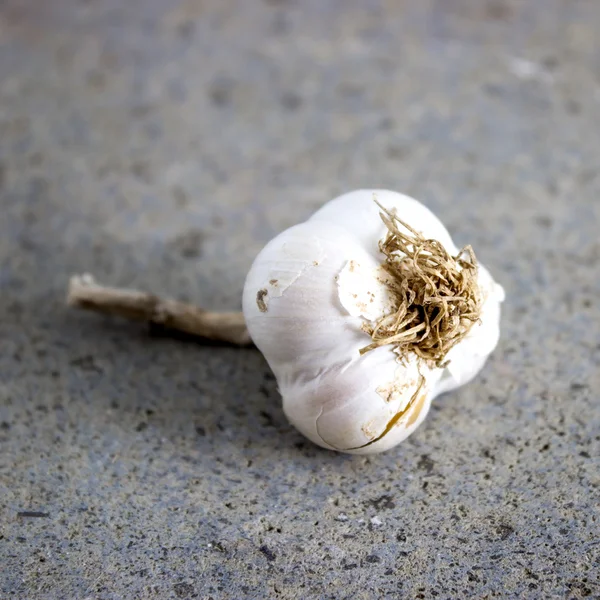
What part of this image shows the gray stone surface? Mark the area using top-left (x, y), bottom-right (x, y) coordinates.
top-left (0, 0), bottom-right (599, 598)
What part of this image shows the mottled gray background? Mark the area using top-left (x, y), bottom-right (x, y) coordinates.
top-left (1, 1), bottom-right (599, 598)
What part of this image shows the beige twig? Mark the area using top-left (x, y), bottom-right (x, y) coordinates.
top-left (67, 274), bottom-right (251, 346)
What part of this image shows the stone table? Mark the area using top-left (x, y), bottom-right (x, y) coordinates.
top-left (1, 1), bottom-right (598, 598)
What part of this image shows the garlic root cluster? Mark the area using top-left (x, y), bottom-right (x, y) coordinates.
top-left (243, 190), bottom-right (504, 454)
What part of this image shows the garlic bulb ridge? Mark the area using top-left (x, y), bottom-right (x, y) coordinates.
top-left (243, 190), bottom-right (505, 454)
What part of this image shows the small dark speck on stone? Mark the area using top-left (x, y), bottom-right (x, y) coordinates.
top-left (337, 81), bottom-right (364, 97)
top-left (70, 355), bottom-right (103, 373)
top-left (85, 69), bottom-right (106, 91)
top-left (541, 55), bottom-right (559, 70)
top-left (130, 104), bottom-right (153, 118)
top-left (387, 144), bottom-right (408, 160)
top-left (570, 382), bottom-right (587, 391)
top-left (259, 544), bottom-right (276, 561)
top-left (210, 540), bottom-right (226, 553)
top-left (482, 447), bottom-right (495, 462)
top-left (28, 152), bottom-right (43, 166)
top-left (483, 83), bottom-right (503, 96)
top-left (535, 215), bottom-right (553, 228)
top-left (260, 410), bottom-right (276, 427)
top-left (485, 1), bottom-right (513, 21)
top-left (177, 21), bottom-right (195, 38)
top-left (366, 494), bottom-right (395, 510)
top-left (130, 160), bottom-right (152, 183)
top-left (195, 425), bottom-right (206, 437)
top-left (365, 554), bottom-right (381, 564)
top-left (209, 82), bottom-right (233, 107)
top-left (566, 100), bottom-right (581, 115)
top-left (1, 421), bottom-right (10, 430)
top-left (281, 91), bottom-right (302, 111)
top-left (172, 185), bottom-right (188, 208)
top-left (417, 454), bottom-right (434, 473)
top-left (17, 511), bottom-right (49, 519)
top-left (546, 181), bottom-right (558, 195)
top-left (579, 451), bottom-right (590, 459)
top-left (173, 582), bottom-right (196, 598)
top-left (171, 229), bottom-right (205, 259)
top-left (135, 422), bottom-right (148, 432)
top-left (379, 116), bottom-right (394, 130)
top-left (496, 524), bottom-right (514, 540)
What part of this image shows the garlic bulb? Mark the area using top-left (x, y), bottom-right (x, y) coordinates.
top-left (243, 190), bottom-right (504, 454)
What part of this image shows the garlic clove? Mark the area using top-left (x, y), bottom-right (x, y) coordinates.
top-left (281, 349), bottom-right (439, 454)
top-left (243, 220), bottom-right (372, 368)
top-left (310, 189), bottom-right (458, 260)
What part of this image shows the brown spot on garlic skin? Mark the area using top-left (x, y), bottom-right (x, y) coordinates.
top-left (313, 260), bottom-right (319, 266)
top-left (269, 279), bottom-right (278, 286)
top-left (362, 420), bottom-right (379, 439)
top-left (256, 289), bottom-right (268, 312)
top-left (376, 378), bottom-right (415, 403)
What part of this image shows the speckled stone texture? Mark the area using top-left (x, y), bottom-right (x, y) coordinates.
top-left (0, 1), bottom-right (599, 598)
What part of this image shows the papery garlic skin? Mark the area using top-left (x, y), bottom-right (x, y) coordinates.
top-left (243, 190), bottom-right (505, 454)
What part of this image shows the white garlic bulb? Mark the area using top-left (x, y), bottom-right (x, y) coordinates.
top-left (243, 190), bottom-right (504, 454)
